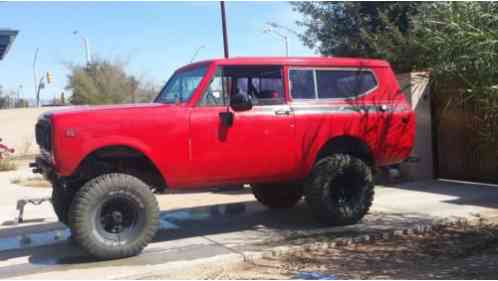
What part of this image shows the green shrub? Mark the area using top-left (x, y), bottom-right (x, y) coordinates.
top-left (0, 158), bottom-right (17, 172)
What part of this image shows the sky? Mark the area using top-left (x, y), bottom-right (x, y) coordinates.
top-left (0, 1), bottom-right (316, 102)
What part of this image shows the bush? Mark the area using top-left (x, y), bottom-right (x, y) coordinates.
top-left (0, 158), bottom-right (17, 172)
top-left (0, 139), bottom-right (17, 172)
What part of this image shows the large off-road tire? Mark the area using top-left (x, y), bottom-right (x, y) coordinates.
top-left (252, 183), bottom-right (303, 209)
top-left (51, 182), bottom-right (76, 225)
top-left (69, 173), bottom-right (160, 260)
top-left (305, 154), bottom-right (374, 226)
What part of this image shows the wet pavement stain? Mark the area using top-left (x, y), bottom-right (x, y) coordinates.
top-left (0, 202), bottom-right (251, 254)
top-left (0, 202), bottom-right (255, 278)
top-left (0, 229), bottom-right (70, 252)
top-left (160, 202), bottom-right (247, 224)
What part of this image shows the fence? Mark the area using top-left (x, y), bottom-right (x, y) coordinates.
top-left (432, 88), bottom-right (498, 184)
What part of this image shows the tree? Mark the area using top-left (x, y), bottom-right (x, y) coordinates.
top-left (66, 57), bottom-right (158, 105)
top-left (292, 2), bottom-right (423, 72)
top-left (413, 2), bottom-right (498, 148)
top-left (0, 85), bottom-right (7, 109)
top-left (0, 85), bottom-right (27, 109)
top-left (413, 3), bottom-right (498, 85)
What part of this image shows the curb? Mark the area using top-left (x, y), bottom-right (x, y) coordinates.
top-left (259, 223), bottom-right (436, 259)
top-left (123, 218), bottom-right (471, 279)
top-left (258, 217), bottom-right (476, 259)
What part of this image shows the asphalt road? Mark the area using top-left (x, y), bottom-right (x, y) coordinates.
top-left (0, 180), bottom-right (496, 279)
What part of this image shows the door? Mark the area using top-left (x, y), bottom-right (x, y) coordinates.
top-left (188, 66), bottom-right (296, 187)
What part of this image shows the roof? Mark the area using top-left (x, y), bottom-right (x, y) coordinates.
top-left (180, 56), bottom-right (390, 72)
top-left (0, 29), bottom-right (18, 60)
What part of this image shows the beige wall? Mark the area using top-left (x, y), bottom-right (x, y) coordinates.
top-left (397, 72), bottom-right (434, 180)
top-left (0, 106), bottom-right (73, 155)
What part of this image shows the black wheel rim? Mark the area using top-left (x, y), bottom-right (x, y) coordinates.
top-left (93, 195), bottom-right (145, 244)
top-left (326, 166), bottom-right (367, 216)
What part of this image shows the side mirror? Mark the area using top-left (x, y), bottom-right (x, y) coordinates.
top-left (230, 92), bottom-right (253, 111)
top-left (219, 111), bottom-right (234, 127)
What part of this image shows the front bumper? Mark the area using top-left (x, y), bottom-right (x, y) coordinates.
top-left (30, 152), bottom-right (56, 182)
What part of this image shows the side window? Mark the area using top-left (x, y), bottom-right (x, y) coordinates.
top-left (245, 77), bottom-right (284, 106)
top-left (199, 65), bottom-right (285, 107)
top-left (289, 69), bottom-right (315, 99)
top-left (316, 70), bottom-right (377, 99)
top-left (232, 71), bottom-right (284, 106)
top-left (199, 69), bottom-right (228, 106)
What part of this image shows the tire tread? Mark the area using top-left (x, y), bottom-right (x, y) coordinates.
top-left (69, 173), bottom-right (159, 259)
top-left (304, 154), bottom-right (374, 226)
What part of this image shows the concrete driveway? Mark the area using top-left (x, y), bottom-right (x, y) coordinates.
top-left (0, 167), bottom-right (497, 279)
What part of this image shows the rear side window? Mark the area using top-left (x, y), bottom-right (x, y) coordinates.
top-left (316, 70), bottom-right (377, 99)
top-left (289, 69), bottom-right (315, 99)
top-left (289, 68), bottom-right (378, 100)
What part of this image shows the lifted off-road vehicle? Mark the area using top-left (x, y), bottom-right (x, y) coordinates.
top-left (33, 57), bottom-right (415, 259)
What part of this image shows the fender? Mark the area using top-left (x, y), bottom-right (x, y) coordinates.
top-left (300, 133), bottom-right (375, 178)
top-left (54, 135), bottom-right (160, 177)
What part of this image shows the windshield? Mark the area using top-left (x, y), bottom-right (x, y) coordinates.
top-left (155, 65), bottom-right (208, 104)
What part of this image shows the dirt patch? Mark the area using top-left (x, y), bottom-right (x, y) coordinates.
top-left (10, 175), bottom-right (51, 188)
top-left (213, 221), bottom-right (498, 279)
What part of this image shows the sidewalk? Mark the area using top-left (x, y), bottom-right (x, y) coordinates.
top-left (374, 179), bottom-right (498, 220)
top-left (0, 165), bottom-right (53, 226)
top-left (2, 166), bottom-right (497, 227)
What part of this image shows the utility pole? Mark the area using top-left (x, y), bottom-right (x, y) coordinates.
top-left (73, 30), bottom-right (91, 65)
top-left (35, 76), bottom-right (45, 107)
top-left (220, 1), bottom-right (229, 58)
top-left (33, 48), bottom-right (39, 107)
top-left (263, 23), bottom-right (289, 56)
top-left (267, 22), bottom-right (300, 37)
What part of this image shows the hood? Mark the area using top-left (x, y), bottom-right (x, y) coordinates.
top-left (45, 103), bottom-right (182, 131)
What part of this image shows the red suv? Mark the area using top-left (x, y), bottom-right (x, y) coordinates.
top-left (33, 57), bottom-right (415, 259)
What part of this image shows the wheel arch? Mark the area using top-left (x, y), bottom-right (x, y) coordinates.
top-left (70, 144), bottom-right (167, 192)
top-left (314, 135), bottom-right (375, 167)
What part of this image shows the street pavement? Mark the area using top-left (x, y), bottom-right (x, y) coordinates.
top-left (0, 166), bottom-right (497, 279)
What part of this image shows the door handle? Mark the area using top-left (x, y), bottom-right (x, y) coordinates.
top-left (274, 109), bottom-right (291, 116)
top-left (378, 105), bottom-right (389, 112)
